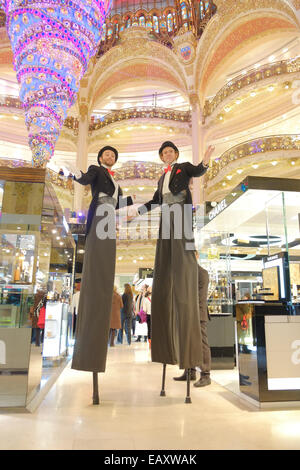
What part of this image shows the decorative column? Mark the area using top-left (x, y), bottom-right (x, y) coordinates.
top-left (189, 92), bottom-right (205, 205)
top-left (73, 100), bottom-right (89, 213)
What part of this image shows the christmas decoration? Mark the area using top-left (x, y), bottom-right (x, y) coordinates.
top-left (2, 0), bottom-right (111, 167)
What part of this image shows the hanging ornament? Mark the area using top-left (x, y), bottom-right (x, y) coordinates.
top-left (2, 0), bottom-right (111, 167)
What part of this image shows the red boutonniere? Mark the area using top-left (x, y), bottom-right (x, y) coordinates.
top-left (176, 169), bottom-right (182, 174)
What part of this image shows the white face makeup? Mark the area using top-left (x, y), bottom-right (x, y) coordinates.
top-left (100, 149), bottom-right (116, 167)
top-left (161, 147), bottom-right (178, 165)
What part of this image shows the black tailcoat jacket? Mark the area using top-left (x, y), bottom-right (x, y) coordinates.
top-left (75, 164), bottom-right (133, 236)
top-left (138, 161), bottom-right (208, 215)
top-left (137, 160), bottom-right (208, 369)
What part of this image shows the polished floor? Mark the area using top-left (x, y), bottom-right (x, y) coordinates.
top-left (1, 342), bottom-right (300, 450)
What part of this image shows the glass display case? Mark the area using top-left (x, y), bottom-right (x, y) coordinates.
top-left (201, 176), bottom-right (300, 403)
top-left (202, 176), bottom-right (300, 307)
top-left (194, 228), bottom-right (233, 316)
top-left (0, 167), bottom-right (75, 408)
top-left (194, 214), bottom-right (235, 369)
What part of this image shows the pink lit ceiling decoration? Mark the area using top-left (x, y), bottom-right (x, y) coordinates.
top-left (2, 0), bottom-right (111, 167)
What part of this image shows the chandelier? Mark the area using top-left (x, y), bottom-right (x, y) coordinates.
top-left (2, 0), bottom-right (111, 167)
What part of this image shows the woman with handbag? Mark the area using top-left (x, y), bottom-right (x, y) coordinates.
top-left (36, 296), bottom-right (47, 347)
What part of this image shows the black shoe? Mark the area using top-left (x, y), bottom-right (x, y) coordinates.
top-left (194, 375), bottom-right (211, 387)
top-left (173, 369), bottom-right (196, 381)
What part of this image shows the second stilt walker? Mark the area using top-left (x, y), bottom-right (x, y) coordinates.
top-left (135, 141), bottom-right (214, 402)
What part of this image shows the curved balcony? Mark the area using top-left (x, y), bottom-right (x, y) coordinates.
top-left (89, 107), bottom-right (191, 132)
top-left (203, 57), bottom-right (300, 121)
top-left (204, 134), bottom-right (300, 188)
top-left (0, 97), bottom-right (190, 134)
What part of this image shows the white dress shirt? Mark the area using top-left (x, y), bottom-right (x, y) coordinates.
top-left (99, 163), bottom-right (119, 200)
top-left (162, 161), bottom-right (176, 195)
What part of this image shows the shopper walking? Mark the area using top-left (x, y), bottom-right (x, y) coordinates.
top-left (143, 287), bottom-right (152, 347)
top-left (117, 284), bottom-right (134, 345)
top-left (174, 257), bottom-right (212, 387)
top-left (134, 285), bottom-right (148, 342)
top-left (109, 286), bottom-right (123, 347)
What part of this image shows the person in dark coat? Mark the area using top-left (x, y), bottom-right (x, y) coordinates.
top-left (109, 286), bottom-right (123, 347)
top-left (132, 141), bottom-right (214, 377)
top-left (174, 256), bottom-right (212, 387)
top-left (71, 146), bottom-right (134, 373)
top-left (117, 284), bottom-right (134, 345)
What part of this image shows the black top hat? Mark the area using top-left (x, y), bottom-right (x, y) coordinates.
top-left (159, 141), bottom-right (179, 158)
top-left (97, 146), bottom-right (118, 165)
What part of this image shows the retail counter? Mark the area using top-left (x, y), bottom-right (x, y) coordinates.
top-left (43, 301), bottom-right (68, 362)
top-left (236, 302), bottom-right (300, 403)
top-left (207, 314), bottom-right (235, 369)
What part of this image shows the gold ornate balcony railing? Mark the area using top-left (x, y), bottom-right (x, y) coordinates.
top-left (0, 96), bottom-right (190, 133)
top-left (204, 134), bottom-right (300, 186)
top-left (0, 158), bottom-right (163, 192)
top-left (0, 95), bottom-right (23, 111)
top-left (203, 57), bottom-right (300, 120)
top-left (89, 106), bottom-right (191, 131)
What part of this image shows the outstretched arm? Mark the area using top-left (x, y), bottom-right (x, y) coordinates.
top-left (185, 145), bottom-right (215, 178)
top-left (73, 165), bottom-right (98, 186)
top-left (137, 188), bottom-right (160, 216)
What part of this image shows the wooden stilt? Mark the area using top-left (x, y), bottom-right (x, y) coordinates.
top-left (92, 372), bottom-right (100, 405)
top-left (160, 363), bottom-right (166, 397)
top-left (185, 368), bottom-right (192, 404)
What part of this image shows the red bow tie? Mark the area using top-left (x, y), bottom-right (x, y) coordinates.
top-left (164, 165), bottom-right (172, 174)
top-left (106, 168), bottom-right (115, 177)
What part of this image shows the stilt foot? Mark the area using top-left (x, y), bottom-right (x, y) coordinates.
top-left (92, 372), bottom-right (100, 405)
top-left (160, 363), bottom-right (167, 397)
top-left (185, 368), bottom-right (192, 404)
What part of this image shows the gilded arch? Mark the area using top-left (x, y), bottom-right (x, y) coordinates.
top-left (194, 0), bottom-right (300, 102)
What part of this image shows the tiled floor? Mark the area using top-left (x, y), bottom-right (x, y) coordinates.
top-left (1, 342), bottom-right (300, 450)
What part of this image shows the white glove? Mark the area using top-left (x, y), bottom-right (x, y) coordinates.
top-left (127, 206), bottom-right (139, 218)
top-left (68, 164), bottom-right (82, 179)
top-left (73, 168), bottom-right (82, 179)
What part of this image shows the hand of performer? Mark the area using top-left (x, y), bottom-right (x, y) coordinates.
top-left (126, 206), bottom-right (139, 222)
top-left (203, 145), bottom-right (215, 167)
top-left (68, 164), bottom-right (82, 180)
